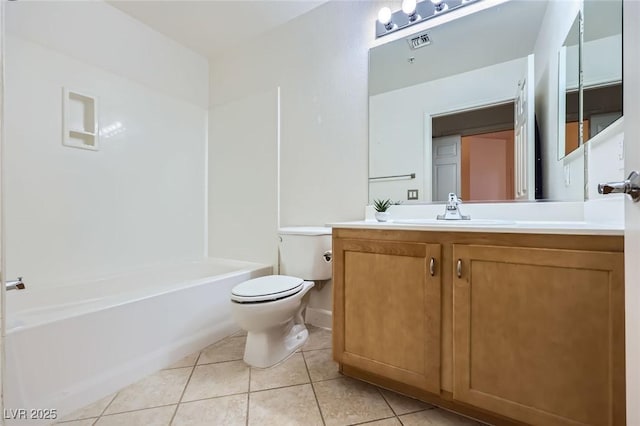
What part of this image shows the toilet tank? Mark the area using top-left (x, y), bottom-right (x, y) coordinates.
top-left (278, 227), bottom-right (332, 280)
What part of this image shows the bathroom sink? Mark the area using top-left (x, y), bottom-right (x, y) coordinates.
top-left (393, 218), bottom-right (516, 226)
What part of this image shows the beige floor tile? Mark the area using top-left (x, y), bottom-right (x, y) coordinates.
top-left (104, 368), bottom-right (191, 414)
top-left (303, 349), bottom-right (341, 382)
top-left (198, 336), bottom-right (246, 364)
top-left (250, 352), bottom-right (310, 391)
top-left (231, 329), bottom-right (247, 337)
top-left (313, 377), bottom-right (393, 426)
top-left (302, 326), bottom-right (332, 351)
top-left (95, 405), bottom-right (175, 426)
top-left (182, 360), bottom-right (249, 402)
top-left (248, 384), bottom-right (323, 426)
top-left (56, 419), bottom-right (97, 426)
top-left (172, 394), bottom-right (247, 426)
top-left (399, 408), bottom-right (484, 425)
top-left (380, 389), bottom-right (434, 415)
top-left (359, 418), bottom-right (402, 426)
top-left (166, 353), bottom-right (199, 369)
top-left (59, 393), bottom-right (117, 421)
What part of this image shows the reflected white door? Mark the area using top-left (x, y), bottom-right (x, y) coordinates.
top-left (624, 1), bottom-right (640, 423)
top-left (432, 135), bottom-right (461, 202)
top-left (514, 54), bottom-right (535, 200)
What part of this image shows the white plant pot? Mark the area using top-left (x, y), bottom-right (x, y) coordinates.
top-left (375, 211), bottom-right (391, 222)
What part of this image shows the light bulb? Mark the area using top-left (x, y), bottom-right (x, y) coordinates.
top-left (377, 7), bottom-right (392, 25)
top-left (402, 0), bottom-right (417, 15)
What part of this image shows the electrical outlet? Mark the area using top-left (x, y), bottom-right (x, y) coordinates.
top-left (407, 189), bottom-right (419, 200)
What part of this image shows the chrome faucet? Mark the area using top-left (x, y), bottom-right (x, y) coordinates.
top-left (437, 193), bottom-right (470, 220)
top-left (6, 277), bottom-right (26, 291)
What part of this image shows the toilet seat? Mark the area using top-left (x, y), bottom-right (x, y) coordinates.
top-left (231, 275), bottom-right (304, 303)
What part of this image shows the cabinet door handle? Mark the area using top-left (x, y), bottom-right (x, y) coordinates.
top-left (429, 257), bottom-right (435, 276)
top-left (457, 259), bottom-right (462, 278)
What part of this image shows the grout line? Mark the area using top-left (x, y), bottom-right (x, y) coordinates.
top-left (377, 387), bottom-right (398, 417)
top-left (172, 391), bottom-right (250, 406)
top-left (246, 366), bottom-right (252, 426)
top-left (245, 392), bottom-right (250, 426)
top-left (250, 381), bottom-right (312, 394)
top-left (169, 352), bottom-right (201, 425)
top-left (300, 346), bottom-right (332, 354)
top-left (98, 403), bottom-right (178, 418)
top-left (348, 415), bottom-right (399, 425)
top-left (98, 393), bottom-right (119, 417)
top-left (302, 351), bottom-right (326, 426)
top-left (196, 357), bottom-right (245, 367)
top-left (310, 375), bottom-right (344, 385)
top-left (300, 350), bottom-right (313, 384)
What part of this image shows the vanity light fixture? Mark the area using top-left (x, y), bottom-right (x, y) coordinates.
top-left (375, 0), bottom-right (480, 38)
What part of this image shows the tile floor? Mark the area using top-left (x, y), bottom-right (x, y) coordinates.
top-left (56, 326), bottom-right (485, 426)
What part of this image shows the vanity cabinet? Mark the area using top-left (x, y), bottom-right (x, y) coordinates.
top-left (453, 244), bottom-right (625, 426)
top-left (333, 228), bottom-right (625, 426)
top-left (332, 237), bottom-right (442, 394)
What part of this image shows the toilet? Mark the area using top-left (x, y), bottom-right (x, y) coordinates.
top-left (230, 226), bottom-right (332, 368)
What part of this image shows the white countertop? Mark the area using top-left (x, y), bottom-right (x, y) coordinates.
top-left (328, 220), bottom-right (624, 236)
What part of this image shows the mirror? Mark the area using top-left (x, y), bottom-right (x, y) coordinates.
top-left (369, 0), bottom-right (549, 203)
top-left (558, 14), bottom-right (581, 158)
top-left (582, 0), bottom-right (622, 142)
top-left (558, 0), bottom-right (622, 160)
top-left (369, 0), bottom-right (623, 204)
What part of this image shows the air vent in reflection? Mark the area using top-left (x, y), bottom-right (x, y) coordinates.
top-left (408, 33), bottom-right (431, 49)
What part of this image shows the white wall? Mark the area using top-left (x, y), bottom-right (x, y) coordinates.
top-left (369, 57), bottom-right (526, 203)
top-left (208, 1), bottom-right (375, 320)
top-left (6, 1), bottom-right (208, 109)
top-left (534, 0), bottom-right (583, 201)
top-left (4, 2), bottom-right (208, 288)
top-left (208, 89), bottom-right (279, 268)
top-left (209, 1), bottom-right (371, 227)
top-left (587, 118), bottom-right (625, 201)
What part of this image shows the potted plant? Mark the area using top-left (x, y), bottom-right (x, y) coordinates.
top-left (373, 198), bottom-right (393, 222)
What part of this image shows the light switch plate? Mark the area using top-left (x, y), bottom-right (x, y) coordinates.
top-left (407, 189), bottom-right (419, 200)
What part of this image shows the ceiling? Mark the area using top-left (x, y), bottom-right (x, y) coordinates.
top-left (108, 0), bottom-right (328, 59)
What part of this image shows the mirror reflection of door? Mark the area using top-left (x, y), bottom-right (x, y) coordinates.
top-left (432, 136), bottom-right (461, 201)
top-left (432, 102), bottom-right (515, 202)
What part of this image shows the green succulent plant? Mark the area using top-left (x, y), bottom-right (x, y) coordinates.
top-left (373, 198), bottom-right (393, 212)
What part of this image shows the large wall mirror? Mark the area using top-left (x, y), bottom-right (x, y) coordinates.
top-left (558, 0), bottom-right (622, 159)
top-left (369, 0), bottom-right (623, 204)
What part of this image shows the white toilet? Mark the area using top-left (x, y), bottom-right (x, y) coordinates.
top-left (230, 227), bottom-right (332, 368)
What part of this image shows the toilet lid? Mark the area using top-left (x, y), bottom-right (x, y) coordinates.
top-left (231, 275), bottom-right (304, 303)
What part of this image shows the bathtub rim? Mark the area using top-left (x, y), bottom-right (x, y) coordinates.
top-left (6, 257), bottom-right (272, 333)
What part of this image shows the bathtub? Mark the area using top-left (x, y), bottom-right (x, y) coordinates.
top-left (4, 258), bottom-right (271, 423)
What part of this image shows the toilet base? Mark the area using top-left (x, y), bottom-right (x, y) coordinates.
top-left (243, 321), bottom-right (309, 368)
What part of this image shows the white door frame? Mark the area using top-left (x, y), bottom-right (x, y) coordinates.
top-left (623, 0), bottom-right (640, 423)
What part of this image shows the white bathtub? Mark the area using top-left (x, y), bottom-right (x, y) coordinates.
top-left (4, 258), bottom-right (271, 423)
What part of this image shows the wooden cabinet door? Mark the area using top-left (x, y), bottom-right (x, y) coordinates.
top-left (333, 238), bottom-right (441, 394)
top-left (453, 244), bottom-right (625, 426)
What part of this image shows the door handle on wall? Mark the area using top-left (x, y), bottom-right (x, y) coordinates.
top-left (598, 171), bottom-right (640, 202)
top-left (6, 277), bottom-right (26, 291)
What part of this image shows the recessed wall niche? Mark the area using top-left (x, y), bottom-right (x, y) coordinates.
top-left (63, 88), bottom-right (99, 150)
